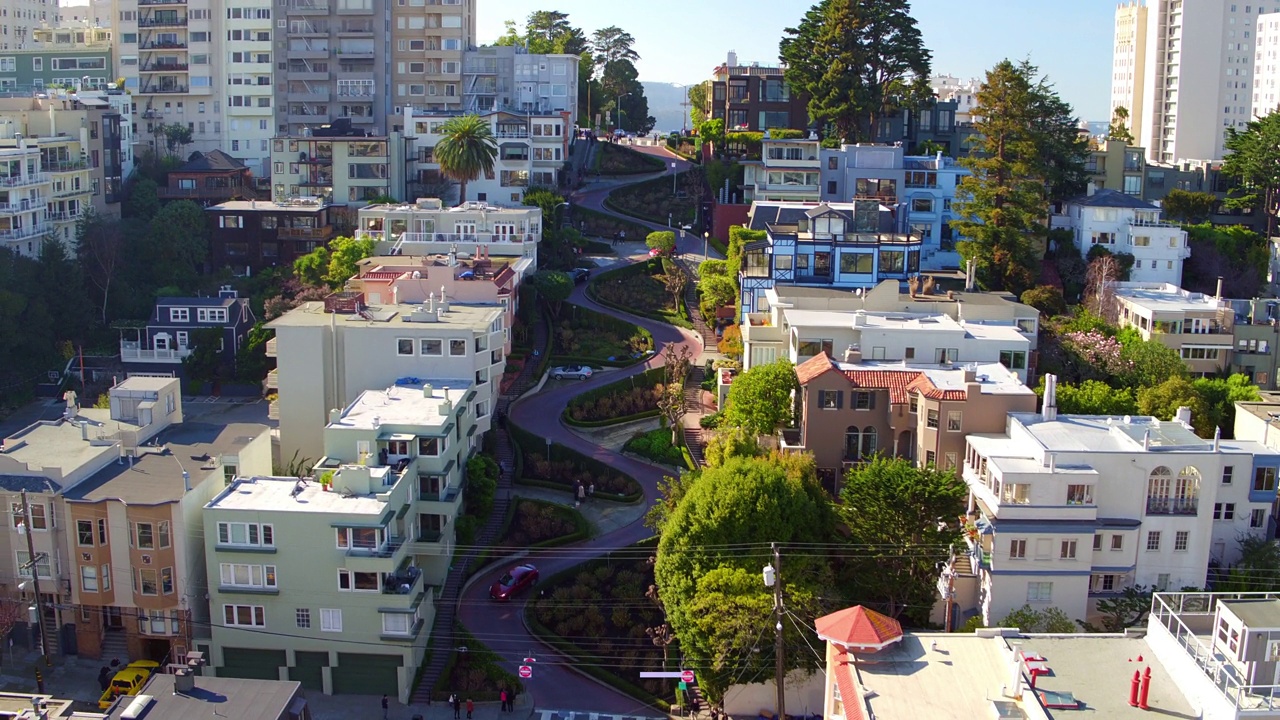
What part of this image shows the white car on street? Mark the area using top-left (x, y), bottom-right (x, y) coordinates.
top-left (551, 365), bottom-right (593, 380)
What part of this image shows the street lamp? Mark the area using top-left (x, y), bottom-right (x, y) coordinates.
top-left (703, 231), bottom-right (710, 260)
top-left (671, 161), bottom-right (678, 194)
top-left (554, 201), bottom-right (569, 229)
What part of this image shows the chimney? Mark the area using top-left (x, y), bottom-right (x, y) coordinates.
top-left (427, 292), bottom-right (435, 313)
top-left (174, 669), bottom-right (195, 694)
top-left (372, 415), bottom-right (380, 429)
top-left (329, 409), bottom-right (341, 424)
top-left (727, 50), bottom-right (738, 68)
top-left (182, 470), bottom-right (190, 492)
top-left (423, 383), bottom-right (433, 398)
top-left (843, 346), bottom-right (861, 363)
top-left (439, 386), bottom-right (452, 415)
top-left (1042, 374), bottom-right (1058, 421)
top-left (1174, 406), bottom-right (1192, 427)
top-left (1007, 643), bottom-right (1025, 698)
top-left (1086, 181), bottom-right (1097, 197)
top-left (1215, 276), bottom-right (1223, 300)
top-left (80, 421), bottom-right (90, 441)
top-left (1143, 429), bottom-right (1151, 450)
top-left (1213, 426), bottom-right (1221, 452)
top-left (1047, 452), bottom-right (1056, 473)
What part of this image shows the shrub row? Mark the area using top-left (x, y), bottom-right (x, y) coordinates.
top-left (586, 259), bottom-right (694, 329)
top-left (623, 427), bottom-right (688, 468)
top-left (594, 142), bottom-right (667, 175)
top-left (564, 367), bottom-right (665, 424)
top-left (572, 206), bottom-right (651, 243)
top-left (508, 421), bottom-right (643, 502)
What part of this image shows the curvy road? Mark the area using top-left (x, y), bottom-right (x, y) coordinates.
top-left (456, 144), bottom-right (709, 714)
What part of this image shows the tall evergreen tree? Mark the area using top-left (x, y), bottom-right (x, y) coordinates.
top-left (780, 0), bottom-right (931, 142)
top-left (1223, 111), bottom-right (1280, 239)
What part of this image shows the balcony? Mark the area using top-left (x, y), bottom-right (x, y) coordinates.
top-left (139, 41), bottom-right (187, 50)
top-left (286, 0), bottom-right (330, 12)
top-left (344, 535), bottom-right (410, 573)
top-left (1145, 497), bottom-right (1198, 515)
top-left (407, 528), bottom-right (450, 556)
top-left (337, 22), bottom-right (374, 35)
top-left (0, 174), bottom-right (48, 188)
top-left (45, 160), bottom-right (88, 172)
top-left (48, 209), bottom-right (87, 223)
top-left (288, 91), bottom-right (330, 102)
top-left (278, 226), bottom-right (334, 240)
top-left (120, 341), bottom-right (192, 363)
top-left (754, 182), bottom-right (821, 194)
top-left (381, 565), bottom-right (422, 596)
top-left (265, 337), bottom-right (277, 357)
top-left (139, 17), bottom-right (188, 27)
top-left (139, 85), bottom-right (190, 95)
top-left (0, 225), bottom-right (49, 242)
top-left (139, 0), bottom-right (186, 4)
top-left (0, 197), bottom-right (45, 214)
top-left (140, 63), bottom-right (189, 73)
top-left (265, 369), bottom-right (279, 388)
top-left (53, 183), bottom-right (88, 198)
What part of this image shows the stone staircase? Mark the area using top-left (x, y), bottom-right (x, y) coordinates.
top-left (41, 612), bottom-right (59, 658)
top-left (682, 365), bottom-right (706, 467)
top-left (411, 313), bottom-right (548, 704)
top-left (678, 259), bottom-right (717, 350)
top-left (100, 630), bottom-right (128, 664)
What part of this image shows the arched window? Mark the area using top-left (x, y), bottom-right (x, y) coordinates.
top-left (844, 427), bottom-right (860, 462)
top-left (1174, 466), bottom-right (1201, 514)
top-left (861, 427), bottom-right (878, 458)
top-left (1146, 466), bottom-right (1173, 514)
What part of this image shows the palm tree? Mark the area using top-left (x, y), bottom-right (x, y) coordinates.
top-left (434, 115), bottom-right (498, 204)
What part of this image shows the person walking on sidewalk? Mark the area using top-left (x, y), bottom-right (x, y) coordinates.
top-left (466, 698), bottom-right (474, 719)
top-left (381, 695), bottom-right (390, 720)
top-left (500, 688), bottom-right (509, 712)
top-left (450, 693), bottom-right (460, 719)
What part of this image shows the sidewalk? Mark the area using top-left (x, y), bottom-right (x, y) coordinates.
top-left (509, 485), bottom-right (647, 538)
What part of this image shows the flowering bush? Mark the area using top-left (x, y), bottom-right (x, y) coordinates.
top-left (1062, 330), bottom-right (1132, 377)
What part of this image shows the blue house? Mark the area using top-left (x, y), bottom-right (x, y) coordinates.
top-left (118, 286), bottom-right (257, 375)
top-left (740, 201), bottom-right (922, 320)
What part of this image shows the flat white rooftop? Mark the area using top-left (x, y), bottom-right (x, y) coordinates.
top-left (208, 476), bottom-right (387, 515)
top-left (330, 380), bottom-right (471, 431)
top-left (833, 360), bottom-right (1033, 396)
top-left (783, 308), bottom-right (1028, 343)
top-left (1115, 282), bottom-right (1228, 315)
top-left (268, 301), bottom-right (501, 329)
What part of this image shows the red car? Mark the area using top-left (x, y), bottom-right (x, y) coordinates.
top-left (489, 563), bottom-right (539, 600)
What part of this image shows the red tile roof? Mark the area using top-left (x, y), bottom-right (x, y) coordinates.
top-left (833, 649), bottom-right (866, 720)
top-left (815, 605), bottom-right (903, 651)
top-left (795, 353), bottom-right (836, 384)
top-left (362, 270), bottom-right (405, 281)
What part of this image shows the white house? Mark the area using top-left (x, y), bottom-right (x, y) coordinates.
top-left (944, 376), bottom-right (1280, 630)
top-left (1058, 188), bottom-right (1189, 284)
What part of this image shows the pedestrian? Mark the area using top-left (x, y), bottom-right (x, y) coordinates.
top-left (97, 666), bottom-right (111, 692)
top-left (450, 692), bottom-right (460, 720)
top-left (620, 230), bottom-right (626, 244)
top-left (500, 688), bottom-right (508, 712)
top-left (382, 694), bottom-right (390, 720)
top-left (588, 482), bottom-right (595, 497)
top-left (576, 482), bottom-right (586, 505)
top-left (466, 697), bottom-right (474, 719)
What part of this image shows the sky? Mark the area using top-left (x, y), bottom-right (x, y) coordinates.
top-left (477, 0), bottom-right (1120, 121)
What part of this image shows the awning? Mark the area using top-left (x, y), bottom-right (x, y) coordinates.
top-left (380, 432), bottom-right (416, 441)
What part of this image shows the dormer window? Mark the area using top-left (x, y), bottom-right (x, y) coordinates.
top-left (197, 308), bottom-right (228, 323)
top-left (169, 308), bottom-right (189, 322)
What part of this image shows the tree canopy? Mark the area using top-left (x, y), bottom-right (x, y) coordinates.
top-left (780, 0), bottom-right (930, 142)
top-left (1160, 188), bottom-right (1217, 224)
top-left (654, 454), bottom-right (836, 698)
top-left (645, 231), bottom-right (675, 255)
top-left (1107, 105), bottom-right (1133, 143)
top-left (1223, 110), bottom-right (1280, 239)
top-left (838, 457), bottom-right (966, 623)
top-left (529, 270), bottom-right (573, 318)
top-left (723, 360), bottom-right (797, 435)
top-left (434, 115), bottom-right (498, 203)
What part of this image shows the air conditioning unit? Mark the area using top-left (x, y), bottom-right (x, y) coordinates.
top-left (81, 552), bottom-right (91, 562)
top-left (141, 555), bottom-right (152, 565)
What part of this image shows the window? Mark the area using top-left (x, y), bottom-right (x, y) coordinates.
top-left (158, 521), bottom-right (170, 549)
top-left (419, 436), bottom-right (441, 456)
top-left (162, 567), bottom-right (174, 594)
top-left (81, 565), bottom-right (98, 592)
top-left (197, 308), bottom-right (228, 323)
top-left (1214, 502), bottom-right (1236, 520)
top-left (1060, 540), bottom-right (1077, 559)
top-left (1111, 534), bottom-right (1124, 550)
top-left (1252, 508), bottom-right (1267, 528)
top-left (220, 563), bottom-right (277, 589)
top-left (844, 426), bottom-right (877, 461)
top-left (11, 502), bottom-right (46, 530)
top-left (382, 613), bottom-right (412, 635)
top-left (420, 338), bottom-right (442, 356)
top-left (1001, 483), bottom-right (1030, 504)
top-left (999, 350), bottom-right (1027, 370)
top-left (852, 392), bottom-right (875, 410)
top-left (1255, 467), bottom-right (1277, 492)
top-left (1066, 485), bottom-right (1094, 505)
top-left (1223, 466), bottom-right (1234, 485)
top-left (338, 569), bottom-right (380, 592)
top-left (217, 522), bottom-right (274, 547)
top-left (336, 527), bottom-right (382, 550)
top-left (450, 339), bottom-right (467, 356)
top-left (77, 519), bottom-right (94, 546)
top-left (169, 308), bottom-right (189, 322)
top-left (1026, 582), bottom-right (1052, 603)
top-left (223, 604), bottom-right (265, 627)
top-left (944, 453), bottom-right (957, 470)
top-left (320, 608), bottom-right (342, 632)
top-left (133, 522), bottom-right (154, 549)
top-left (1093, 574), bottom-right (1118, 592)
top-left (1093, 534), bottom-right (1103, 551)
top-left (17, 552), bottom-right (52, 579)
top-left (97, 519), bottom-right (107, 545)
top-left (1009, 539), bottom-right (1027, 559)
top-left (819, 390), bottom-right (841, 410)
top-left (1175, 531), bottom-right (1189, 552)
top-left (296, 608), bottom-right (311, 629)
top-left (137, 568), bottom-right (158, 595)
top-left (397, 338), bottom-right (414, 356)
top-left (839, 253), bottom-right (874, 274)
top-left (946, 411), bottom-right (962, 432)
top-left (926, 409), bottom-right (939, 429)
top-left (1146, 531), bottom-right (1161, 551)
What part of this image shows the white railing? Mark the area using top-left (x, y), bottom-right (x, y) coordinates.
top-left (120, 342), bottom-right (191, 363)
top-left (359, 230), bottom-right (532, 245)
top-left (0, 173), bottom-right (48, 187)
top-left (0, 225), bottom-right (48, 240)
top-left (0, 197), bottom-right (44, 213)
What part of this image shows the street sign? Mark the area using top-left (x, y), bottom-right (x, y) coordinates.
top-left (681, 670), bottom-right (695, 683)
top-left (523, 657), bottom-right (536, 664)
top-left (678, 682), bottom-right (687, 691)
top-left (639, 672), bottom-right (685, 679)
top-left (519, 665), bottom-right (533, 679)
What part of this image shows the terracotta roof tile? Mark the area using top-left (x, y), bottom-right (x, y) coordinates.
top-left (833, 650), bottom-right (866, 720)
top-left (795, 353), bottom-right (836, 384)
top-left (841, 370), bottom-right (920, 405)
top-left (815, 605), bottom-right (904, 650)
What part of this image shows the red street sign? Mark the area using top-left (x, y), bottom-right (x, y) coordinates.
top-left (519, 665), bottom-right (533, 679)
top-left (523, 657), bottom-right (536, 664)
top-left (681, 670), bottom-right (695, 683)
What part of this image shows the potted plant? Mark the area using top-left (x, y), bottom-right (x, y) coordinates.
top-left (318, 470), bottom-right (334, 492)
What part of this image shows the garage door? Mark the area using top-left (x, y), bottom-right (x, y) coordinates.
top-left (331, 653), bottom-right (400, 696)
top-left (290, 651), bottom-right (327, 691)
top-left (221, 648), bottom-right (285, 681)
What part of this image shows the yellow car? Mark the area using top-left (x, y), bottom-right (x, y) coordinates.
top-left (98, 660), bottom-right (160, 709)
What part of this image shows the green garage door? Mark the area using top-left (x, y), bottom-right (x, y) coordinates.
top-left (332, 653), bottom-right (401, 696)
top-left (221, 648), bottom-right (285, 680)
top-left (289, 651), bottom-right (327, 691)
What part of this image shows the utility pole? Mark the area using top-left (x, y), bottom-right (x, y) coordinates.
top-left (943, 548), bottom-right (956, 633)
top-left (764, 543), bottom-right (785, 720)
top-left (19, 490), bottom-right (50, 670)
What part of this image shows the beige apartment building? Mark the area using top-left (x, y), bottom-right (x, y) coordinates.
top-left (269, 134), bottom-right (406, 208)
top-left (1115, 282), bottom-right (1235, 377)
top-left (388, 0), bottom-right (474, 129)
top-left (787, 353), bottom-right (1037, 491)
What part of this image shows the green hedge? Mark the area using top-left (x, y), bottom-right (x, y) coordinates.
top-left (519, 497), bottom-right (592, 548)
top-left (508, 420), bottom-right (643, 502)
top-left (582, 239), bottom-right (614, 254)
top-left (586, 258), bottom-right (694, 329)
top-left (550, 354), bottom-right (649, 369)
top-left (573, 206), bottom-right (651, 241)
top-left (550, 303), bottom-right (656, 363)
top-left (564, 409), bottom-right (661, 428)
top-left (431, 623), bottom-right (524, 702)
top-left (623, 427), bottom-right (688, 468)
top-left (563, 366), bottom-right (665, 425)
top-left (602, 171), bottom-right (698, 227)
top-left (593, 141), bottom-right (667, 175)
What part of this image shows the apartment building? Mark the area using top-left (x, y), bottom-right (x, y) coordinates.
top-left (738, 201), bottom-right (923, 319)
top-left (1227, 299), bottom-right (1280, 389)
top-left (0, 140), bottom-right (51, 255)
top-left (705, 51), bottom-right (808, 133)
top-left (206, 198), bottom-right (336, 272)
top-left (0, 377), bottom-right (271, 662)
top-left (1086, 139), bottom-right (1147, 197)
top-left (928, 74), bottom-right (982, 123)
top-left (353, 197), bottom-right (542, 261)
top-left (267, 289), bottom-right (507, 463)
top-left (223, 1), bottom-right (273, 175)
top-left (1112, 0), bottom-right (1270, 163)
top-left (788, 353), bottom-right (1036, 489)
top-left (950, 379), bottom-right (1280, 629)
top-left (1, 0), bottom-right (55, 50)
top-left (203, 377), bottom-right (479, 700)
top-left (9, 25), bottom-right (113, 92)
top-left (269, 134), bottom-right (406, 208)
top-left (742, 136), bottom-right (821, 204)
top-left (158, 149), bottom-right (256, 203)
top-left (1114, 282), bottom-right (1235, 377)
top-left (1057, 188), bottom-right (1189, 284)
top-left (79, 88), bottom-right (135, 187)
top-left (117, 287), bottom-right (257, 373)
top-left (388, 0), bottom-right (474, 126)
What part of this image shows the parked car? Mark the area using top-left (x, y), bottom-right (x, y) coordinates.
top-left (570, 268), bottom-right (591, 284)
top-left (552, 365), bottom-right (593, 380)
top-left (99, 660), bottom-right (160, 709)
top-left (490, 563), bottom-right (539, 600)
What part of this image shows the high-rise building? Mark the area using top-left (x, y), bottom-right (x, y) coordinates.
top-left (387, 0), bottom-right (474, 131)
top-left (1112, 0), bottom-right (1271, 164)
top-left (223, 0), bottom-right (274, 176)
top-left (2, 0), bottom-right (55, 49)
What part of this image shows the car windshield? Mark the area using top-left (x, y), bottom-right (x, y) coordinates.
top-left (500, 573), bottom-right (514, 585)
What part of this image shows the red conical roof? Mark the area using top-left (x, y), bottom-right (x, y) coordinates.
top-left (814, 606), bottom-right (903, 652)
